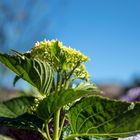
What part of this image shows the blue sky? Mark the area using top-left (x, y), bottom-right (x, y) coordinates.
top-left (1, 0), bottom-right (140, 88)
top-left (47, 0), bottom-right (140, 84)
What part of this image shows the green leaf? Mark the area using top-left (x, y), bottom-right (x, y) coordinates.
top-left (0, 113), bottom-right (44, 130)
top-left (50, 41), bottom-right (61, 58)
top-left (0, 135), bottom-right (15, 140)
top-left (73, 82), bottom-right (101, 94)
top-left (36, 89), bottom-right (99, 121)
top-left (13, 75), bottom-right (21, 86)
top-left (50, 41), bottom-right (67, 68)
top-left (0, 97), bottom-right (34, 118)
top-left (66, 96), bottom-right (140, 139)
top-left (0, 97), bottom-right (41, 130)
top-left (0, 52), bottom-right (54, 95)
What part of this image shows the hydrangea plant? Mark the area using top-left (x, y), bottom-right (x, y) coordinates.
top-left (0, 39), bottom-right (140, 140)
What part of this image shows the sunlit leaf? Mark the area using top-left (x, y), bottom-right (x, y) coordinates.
top-left (66, 96), bottom-right (140, 139)
top-left (73, 82), bottom-right (101, 94)
top-left (0, 52), bottom-right (54, 95)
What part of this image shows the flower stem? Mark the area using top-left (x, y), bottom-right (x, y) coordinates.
top-left (53, 109), bottom-right (60, 140)
top-left (59, 115), bottom-right (65, 138)
top-left (38, 129), bottom-right (48, 140)
top-left (46, 121), bottom-right (52, 140)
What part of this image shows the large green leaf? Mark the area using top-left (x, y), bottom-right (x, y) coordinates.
top-left (37, 89), bottom-right (99, 121)
top-left (0, 97), bottom-right (42, 130)
top-left (0, 113), bottom-right (44, 130)
top-left (0, 97), bottom-right (34, 118)
top-left (66, 96), bottom-right (140, 139)
top-left (0, 52), bottom-right (53, 95)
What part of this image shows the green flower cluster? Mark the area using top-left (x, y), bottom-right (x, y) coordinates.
top-left (30, 39), bottom-right (90, 81)
top-left (31, 97), bottom-right (44, 113)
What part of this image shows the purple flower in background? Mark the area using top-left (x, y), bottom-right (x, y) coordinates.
top-left (121, 87), bottom-right (140, 102)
